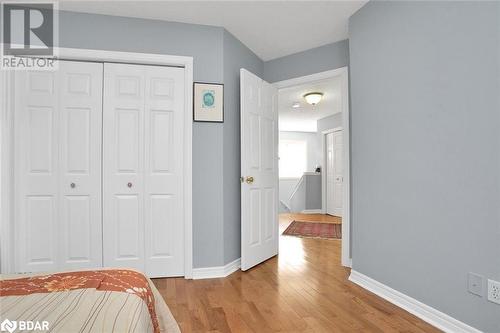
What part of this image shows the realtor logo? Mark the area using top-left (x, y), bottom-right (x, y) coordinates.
top-left (0, 319), bottom-right (17, 333)
top-left (1, 2), bottom-right (58, 69)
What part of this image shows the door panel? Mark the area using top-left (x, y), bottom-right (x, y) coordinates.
top-left (64, 195), bottom-right (91, 262)
top-left (144, 66), bottom-right (184, 277)
top-left (240, 69), bottom-right (279, 271)
top-left (150, 111), bottom-right (173, 172)
top-left (28, 107), bottom-right (54, 173)
top-left (262, 118), bottom-right (275, 170)
top-left (249, 189), bottom-right (261, 246)
top-left (59, 61), bottom-right (103, 269)
top-left (26, 196), bottom-right (56, 266)
top-left (263, 188), bottom-right (275, 241)
top-left (15, 60), bottom-right (103, 272)
top-left (103, 63), bottom-right (184, 277)
top-left (115, 194), bottom-right (141, 260)
top-left (249, 114), bottom-right (261, 168)
top-left (150, 195), bottom-right (174, 257)
top-left (65, 107), bottom-right (90, 173)
top-left (332, 130), bottom-right (344, 216)
top-left (116, 109), bottom-right (141, 172)
top-left (103, 64), bottom-right (145, 271)
top-left (16, 70), bottom-right (59, 272)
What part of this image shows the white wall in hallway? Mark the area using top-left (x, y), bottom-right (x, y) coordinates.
top-left (279, 131), bottom-right (321, 172)
top-left (279, 131), bottom-right (321, 211)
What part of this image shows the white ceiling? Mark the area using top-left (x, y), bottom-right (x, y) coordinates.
top-left (279, 77), bottom-right (341, 132)
top-left (58, 0), bottom-right (367, 61)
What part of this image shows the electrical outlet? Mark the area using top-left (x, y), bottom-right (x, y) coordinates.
top-left (468, 273), bottom-right (483, 296)
top-left (487, 279), bottom-right (500, 305)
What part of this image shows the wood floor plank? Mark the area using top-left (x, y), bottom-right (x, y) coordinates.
top-left (153, 214), bottom-right (441, 333)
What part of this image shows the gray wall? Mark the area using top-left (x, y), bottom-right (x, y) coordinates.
top-left (305, 175), bottom-right (322, 210)
top-left (222, 30), bottom-right (264, 264)
top-left (285, 174), bottom-right (322, 213)
top-left (349, 2), bottom-right (500, 332)
top-left (264, 39), bottom-right (349, 83)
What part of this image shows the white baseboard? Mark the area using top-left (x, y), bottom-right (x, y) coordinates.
top-left (349, 270), bottom-right (482, 333)
top-left (192, 258), bottom-right (241, 280)
top-left (342, 258), bottom-right (352, 268)
top-left (301, 209), bottom-right (323, 214)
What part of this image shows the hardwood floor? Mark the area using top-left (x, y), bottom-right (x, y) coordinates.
top-left (153, 214), bottom-right (440, 332)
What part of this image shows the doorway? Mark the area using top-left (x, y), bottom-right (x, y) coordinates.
top-left (239, 67), bottom-right (350, 271)
top-left (275, 68), bottom-right (350, 267)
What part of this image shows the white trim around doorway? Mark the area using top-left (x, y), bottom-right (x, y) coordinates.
top-left (274, 67), bottom-right (351, 267)
top-left (0, 47), bottom-right (194, 278)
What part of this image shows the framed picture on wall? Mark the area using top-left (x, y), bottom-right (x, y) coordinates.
top-left (193, 82), bottom-right (224, 122)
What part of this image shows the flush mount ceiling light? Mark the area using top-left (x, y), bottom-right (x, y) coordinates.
top-left (303, 92), bottom-right (323, 106)
top-left (292, 102), bottom-right (300, 108)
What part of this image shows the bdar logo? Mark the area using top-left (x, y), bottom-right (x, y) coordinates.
top-left (0, 319), bottom-right (17, 333)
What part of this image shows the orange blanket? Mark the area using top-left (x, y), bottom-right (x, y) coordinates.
top-left (0, 269), bottom-right (160, 333)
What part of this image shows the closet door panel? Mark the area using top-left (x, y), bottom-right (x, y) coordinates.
top-left (15, 70), bottom-right (59, 272)
top-left (63, 195), bottom-right (91, 263)
top-left (103, 63), bottom-right (185, 277)
top-left (144, 67), bottom-right (185, 277)
top-left (115, 194), bottom-right (141, 258)
top-left (103, 63), bottom-right (145, 271)
top-left (59, 61), bottom-right (103, 269)
top-left (14, 61), bottom-right (103, 272)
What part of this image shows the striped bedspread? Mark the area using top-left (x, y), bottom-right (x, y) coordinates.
top-left (0, 269), bottom-right (180, 333)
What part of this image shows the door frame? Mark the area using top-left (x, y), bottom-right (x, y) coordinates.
top-left (321, 127), bottom-right (343, 216)
top-left (274, 67), bottom-right (351, 267)
top-left (0, 47), bottom-right (194, 278)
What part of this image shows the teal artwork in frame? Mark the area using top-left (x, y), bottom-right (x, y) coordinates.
top-left (194, 82), bottom-right (224, 122)
top-left (202, 90), bottom-right (215, 108)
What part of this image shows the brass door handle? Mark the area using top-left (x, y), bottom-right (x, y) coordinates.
top-left (245, 176), bottom-right (254, 184)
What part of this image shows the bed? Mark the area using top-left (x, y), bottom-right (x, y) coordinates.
top-left (0, 269), bottom-right (180, 333)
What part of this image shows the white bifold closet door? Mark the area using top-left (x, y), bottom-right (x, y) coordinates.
top-left (14, 60), bottom-right (103, 272)
top-left (103, 63), bottom-right (185, 277)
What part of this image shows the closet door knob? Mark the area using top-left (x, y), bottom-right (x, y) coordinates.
top-left (70, 183), bottom-right (76, 188)
top-left (127, 182), bottom-right (133, 188)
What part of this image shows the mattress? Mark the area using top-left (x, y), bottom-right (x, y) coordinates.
top-left (0, 269), bottom-right (180, 333)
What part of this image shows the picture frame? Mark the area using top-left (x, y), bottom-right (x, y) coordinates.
top-left (193, 82), bottom-right (224, 123)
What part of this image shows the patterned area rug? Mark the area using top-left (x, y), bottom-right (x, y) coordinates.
top-left (282, 221), bottom-right (341, 239)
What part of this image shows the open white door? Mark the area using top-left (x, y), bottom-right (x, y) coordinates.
top-left (240, 69), bottom-right (279, 271)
